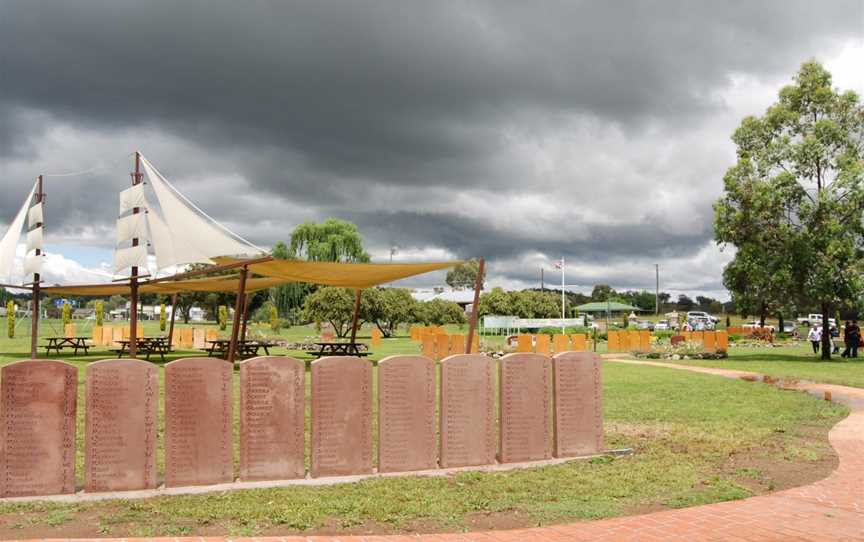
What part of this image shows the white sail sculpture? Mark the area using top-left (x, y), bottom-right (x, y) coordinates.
top-left (0, 181), bottom-right (38, 283)
top-left (112, 154), bottom-right (263, 275)
top-left (113, 183), bottom-right (150, 273)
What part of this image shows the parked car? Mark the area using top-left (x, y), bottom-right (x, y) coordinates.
top-left (635, 320), bottom-right (654, 331)
top-left (686, 311), bottom-right (720, 324)
top-left (654, 319), bottom-right (670, 331)
top-left (796, 313), bottom-right (837, 327)
top-left (782, 321), bottom-right (797, 333)
top-left (687, 316), bottom-right (715, 330)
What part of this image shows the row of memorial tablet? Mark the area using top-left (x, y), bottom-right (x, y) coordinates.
top-left (0, 352), bottom-right (603, 498)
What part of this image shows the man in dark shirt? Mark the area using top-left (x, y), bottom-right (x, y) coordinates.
top-left (850, 321), bottom-right (860, 358)
top-left (843, 320), bottom-right (860, 358)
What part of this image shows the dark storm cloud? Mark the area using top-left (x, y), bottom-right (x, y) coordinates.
top-left (349, 209), bottom-right (709, 262)
top-left (0, 0), bottom-right (861, 292)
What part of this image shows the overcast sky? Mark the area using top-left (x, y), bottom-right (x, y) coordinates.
top-left (1, 1), bottom-right (862, 299)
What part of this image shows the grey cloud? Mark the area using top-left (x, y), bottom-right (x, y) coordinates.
top-left (0, 0), bottom-right (861, 293)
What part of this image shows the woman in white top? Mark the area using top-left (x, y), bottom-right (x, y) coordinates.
top-left (807, 326), bottom-right (821, 355)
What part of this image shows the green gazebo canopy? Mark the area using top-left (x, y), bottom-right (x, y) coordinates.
top-left (575, 301), bottom-right (644, 313)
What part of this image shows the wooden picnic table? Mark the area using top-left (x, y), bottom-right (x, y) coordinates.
top-left (204, 339), bottom-right (276, 360)
top-left (114, 337), bottom-right (172, 361)
top-left (306, 342), bottom-right (370, 358)
top-left (43, 337), bottom-right (90, 356)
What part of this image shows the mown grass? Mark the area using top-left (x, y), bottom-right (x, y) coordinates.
top-left (666, 344), bottom-right (864, 388)
top-left (0, 337), bottom-right (847, 537)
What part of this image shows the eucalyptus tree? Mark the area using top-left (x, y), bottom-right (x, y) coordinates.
top-left (715, 61), bottom-right (864, 359)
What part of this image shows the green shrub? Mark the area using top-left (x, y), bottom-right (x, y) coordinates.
top-left (61, 302), bottom-right (71, 326)
top-left (95, 300), bottom-right (104, 327)
top-left (270, 304), bottom-right (281, 333)
top-left (160, 303), bottom-right (167, 331)
top-left (537, 326), bottom-right (592, 335)
top-left (6, 301), bottom-right (14, 339)
top-left (218, 305), bottom-right (228, 331)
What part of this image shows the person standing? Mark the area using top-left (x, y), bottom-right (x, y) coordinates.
top-left (850, 320), bottom-right (860, 359)
top-left (841, 321), bottom-right (853, 358)
top-left (830, 325), bottom-right (840, 354)
top-left (807, 325), bottom-right (821, 355)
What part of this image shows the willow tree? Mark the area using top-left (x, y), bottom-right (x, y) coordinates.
top-left (715, 61), bottom-right (864, 359)
top-left (271, 220), bottom-right (371, 319)
top-left (289, 219), bottom-right (370, 262)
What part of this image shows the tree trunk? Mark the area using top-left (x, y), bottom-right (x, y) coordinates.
top-left (759, 301), bottom-right (766, 328)
top-left (777, 313), bottom-right (784, 335)
top-left (821, 302), bottom-right (831, 360)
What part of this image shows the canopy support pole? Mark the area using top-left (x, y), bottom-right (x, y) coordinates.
top-left (349, 289), bottom-right (361, 345)
top-left (128, 152), bottom-right (143, 359)
top-left (168, 293), bottom-right (178, 345)
top-left (465, 258), bottom-right (485, 354)
top-left (227, 266), bottom-right (248, 364)
top-left (241, 293), bottom-right (251, 341)
top-left (29, 175), bottom-right (44, 359)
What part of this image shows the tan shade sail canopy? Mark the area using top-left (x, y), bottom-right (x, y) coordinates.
top-left (214, 257), bottom-right (463, 289)
top-left (42, 275), bottom-right (286, 297)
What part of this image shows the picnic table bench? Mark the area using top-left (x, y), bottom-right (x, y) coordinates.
top-left (204, 339), bottom-right (276, 360)
top-left (113, 337), bottom-right (172, 361)
top-left (43, 337), bottom-right (90, 356)
top-left (305, 342), bottom-right (370, 358)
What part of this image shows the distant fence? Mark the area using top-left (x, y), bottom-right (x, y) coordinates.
top-left (0, 352), bottom-right (603, 498)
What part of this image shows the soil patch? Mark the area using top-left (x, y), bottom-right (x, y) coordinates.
top-left (723, 423), bottom-right (837, 494)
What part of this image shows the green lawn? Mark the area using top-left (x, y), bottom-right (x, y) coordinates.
top-left (667, 344), bottom-right (864, 389)
top-left (0, 323), bottom-right (848, 537)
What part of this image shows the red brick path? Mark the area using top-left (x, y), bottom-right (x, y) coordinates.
top-left (14, 359), bottom-right (864, 541)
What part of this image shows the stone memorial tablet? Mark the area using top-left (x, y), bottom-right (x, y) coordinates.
top-left (553, 334), bottom-right (570, 353)
top-left (239, 356), bottom-right (305, 481)
top-left (499, 353), bottom-right (552, 463)
top-left (378, 355), bottom-right (437, 473)
top-left (449, 334), bottom-right (465, 355)
top-left (421, 334), bottom-right (436, 359)
top-left (193, 328), bottom-right (206, 349)
top-left (435, 333), bottom-right (450, 360)
top-left (716, 331), bottom-right (729, 352)
top-left (439, 354), bottom-right (495, 468)
top-left (552, 352), bottom-right (603, 457)
top-left (311, 356), bottom-right (372, 477)
top-left (180, 328), bottom-right (194, 348)
top-left (112, 326), bottom-right (124, 346)
top-left (165, 358), bottom-right (233, 487)
top-left (571, 334), bottom-right (587, 352)
top-left (703, 331), bottom-right (716, 352)
top-left (639, 331), bottom-right (651, 352)
top-left (85, 359), bottom-right (158, 492)
top-left (535, 334), bottom-right (551, 354)
top-left (516, 334), bottom-right (533, 353)
top-left (0, 360), bottom-right (77, 497)
top-left (102, 325), bottom-right (114, 346)
top-left (607, 331), bottom-right (620, 352)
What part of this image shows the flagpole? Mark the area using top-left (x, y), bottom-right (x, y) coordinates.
top-left (560, 256), bottom-right (565, 334)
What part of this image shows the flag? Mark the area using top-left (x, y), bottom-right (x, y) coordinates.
top-left (554, 259), bottom-right (564, 269)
